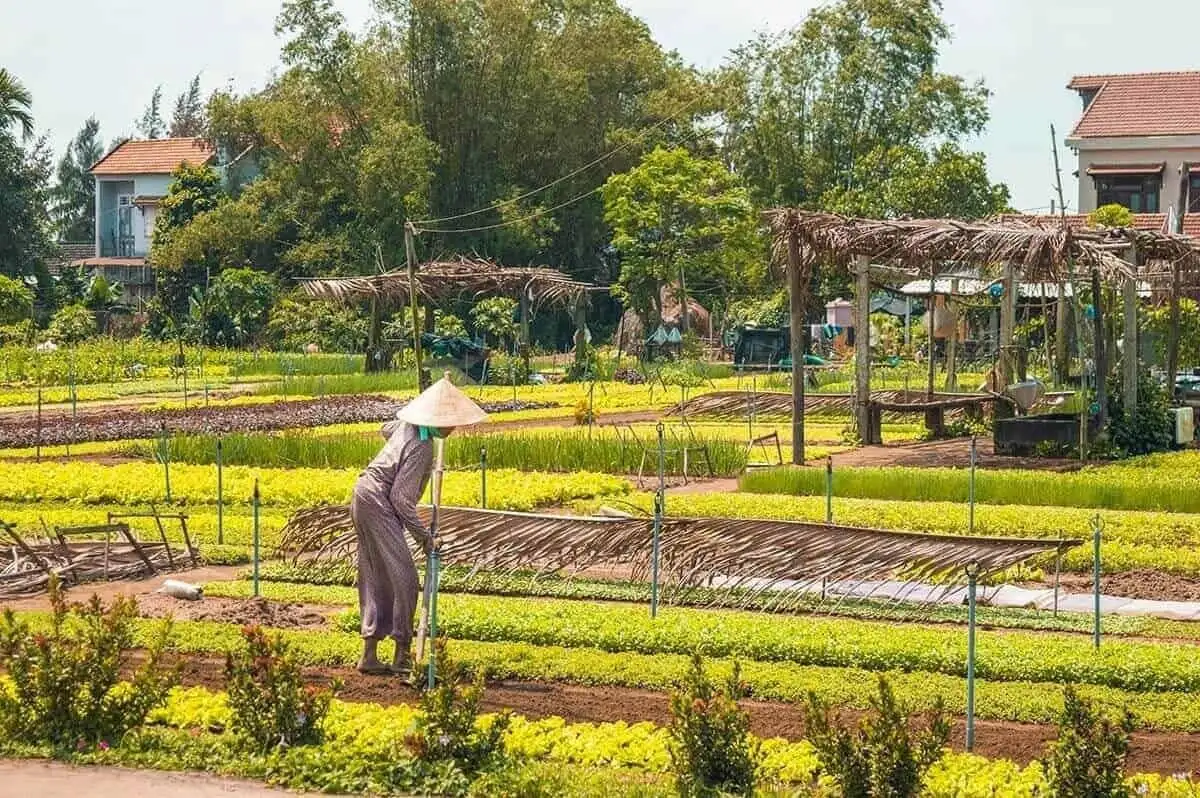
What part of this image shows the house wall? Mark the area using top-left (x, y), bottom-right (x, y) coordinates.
top-left (95, 174), bottom-right (173, 257)
top-left (1075, 145), bottom-right (1200, 213)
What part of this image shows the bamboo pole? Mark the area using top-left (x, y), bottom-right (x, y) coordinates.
top-left (787, 231), bottom-right (806, 464)
top-left (1167, 261), bottom-right (1182, 395)
top-left (1122, 247), bottom-right (1139, 412)
top-left (854, 256), bottom-right (872, 441)
top-left (1092, 269), bottom-right (1108, 429)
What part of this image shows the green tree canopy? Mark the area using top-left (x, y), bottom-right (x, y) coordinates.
top-left (51, 118), bottom-right (103, 242)
top-left (721, 0), bottom-right (992, 212)
top-left (602, 147), bottom-right (765, 329)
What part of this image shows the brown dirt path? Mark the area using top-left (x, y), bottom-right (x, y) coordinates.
top-left (0, 759), bottom-right (346, 797)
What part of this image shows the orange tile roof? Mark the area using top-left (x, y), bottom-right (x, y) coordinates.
top-left (998, 212), bottom-right (1168, 232)
top-left (1182, 216), bottom-right (1200, 238)
top-left (1068, 71), bottom-right (1200, 138)
top-left (90, 137), bottom-right (215, 176)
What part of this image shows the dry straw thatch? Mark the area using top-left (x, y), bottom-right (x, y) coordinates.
top-left (279, 504), bottom-right (1074, 610)
top-left (300, 257), bottom-right (591, 308)
top-left (767, 210), bottom-right (1200, 282)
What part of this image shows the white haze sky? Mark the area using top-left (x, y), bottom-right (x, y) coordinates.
top-left (4, 0), bottom-right (1200, 211)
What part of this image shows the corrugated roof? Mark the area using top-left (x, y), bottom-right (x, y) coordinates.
top-left (1068, 71), bottom-right (1200, 138)
top-left (90, 137), bottom-right (215, 176)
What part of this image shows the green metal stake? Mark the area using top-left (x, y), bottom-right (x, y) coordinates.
top-left (825, 455), bottom-right (833, 524)
top-left (968, 435), bottom-right (977, 535)
top-left (252, 479), bottom-right (261, 598)
top-left (159, 425), bottom-right (171, 502)
top-left (216, 437), bottom-right (225, 545)
top-left (966, 563), bottom-right (979, 752)
top-left (426, 550), bottom-right (440, 689)
top-left (480, 447), bottom-right (488, 509)
top-left (1093, 514), bottom-right (1103, 649)
top-left (651, 422), bottom-right (665, 618)
top-left (35, 387), bottom-right (41, 463)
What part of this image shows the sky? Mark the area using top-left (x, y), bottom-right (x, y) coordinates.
top-left (4, 0), bottom-right (1200, 213)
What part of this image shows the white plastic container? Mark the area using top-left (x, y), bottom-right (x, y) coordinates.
top-left (158, 579), bottom-right (204, 601)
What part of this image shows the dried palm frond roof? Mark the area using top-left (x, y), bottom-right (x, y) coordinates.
top-left (767, 210), bottom-right (1200, 281)
top-left (300, 257), bottom-right (592, 307)
top-left (279, 504), bottom-right (1078, 611)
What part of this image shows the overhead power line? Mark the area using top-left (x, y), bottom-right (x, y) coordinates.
top-left (411, 95), bottom-right (705, 227)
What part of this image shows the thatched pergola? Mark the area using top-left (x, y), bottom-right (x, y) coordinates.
top-left (301, 257), bottom-right (598, 375)
top-left (767, 210), bottom-right (1200, 461)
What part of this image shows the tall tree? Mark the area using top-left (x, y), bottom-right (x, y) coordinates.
top-left (0, 68), bottom-right (34, 140)
top-left (146, 163), bottom-right (223, 336)
top-left (602, 147), bottom-right (765, 329)
top-left (137, 85), bottom-right (165, 139)
top-left (721, 0), bottom-right (990, 211)
top-left (170, 75), bottom-right (207, 137)
top-left (51, 117), bottom-right (103, 241)
top-left (0, 132), bottom-right (54, 279)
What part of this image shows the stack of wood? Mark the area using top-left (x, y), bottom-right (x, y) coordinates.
top-left (0, 518), bottom-right (196, 598)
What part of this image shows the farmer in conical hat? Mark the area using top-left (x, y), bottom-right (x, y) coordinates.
top-left (351, 372), bottom-right (487, 675)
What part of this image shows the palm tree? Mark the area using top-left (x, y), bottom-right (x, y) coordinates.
top-left (0, 68), bottom-right (35, 139)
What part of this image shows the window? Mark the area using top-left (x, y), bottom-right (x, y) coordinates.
top-left (1189, 175), bottom-right (1200, 214)
top-left (1095, 174), bottom-right (1160, 213)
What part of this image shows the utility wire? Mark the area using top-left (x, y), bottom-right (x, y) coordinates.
top-left (417, 117), bottom-right (716, 237)
top-left (415, 184), bottom-right (606, 235)
top-left (411, 95), bottom-right (705, 227)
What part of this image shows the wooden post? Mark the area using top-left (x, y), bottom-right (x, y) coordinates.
top-left (1092, 268), bottom-right (1108, 429)
top-left (999, 262), bottom-right (1017, 387)
top-left (519, 281), bottom-right (532, 377)
top-left (1122, 247), bottom-right (1139, 412)
top-left (787, 230), bottom-right (806, 464)
top-left (946, 278), bottom-right (959, 392)
top-left (1167, 260), bottom-right (1182, 395)
top-left (404, 223), bottom-right (427, 388)
top-left (927, 280), bottom-right (936, 397)
top-left (677, 263), bottom-right (690, 335)
top-left (573, 291), bottom-right (589, 365)
top-left (1055, 276), bottom-right (1069, 386)
top-left (854, 255), bottom-right (872, 442)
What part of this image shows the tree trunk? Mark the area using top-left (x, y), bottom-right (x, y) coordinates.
top-left (1092, 268), bottom-right (1108, 429)
top-left (1122, 248), bottom-right (1139, 412)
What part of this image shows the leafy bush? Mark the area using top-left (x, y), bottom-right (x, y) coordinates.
top-left (224, 624), bottom-right (335, 750)
top-left (0, 576), bottom-right (176, 748)
top-left (668, 653), bottom-right (760, 797)
top-left (48, 303), bottom-right (97, 344)
top-left (485, 353), bottom-right (529, 385)
top-left (471, 297), bottom-right (518, 348)
top-left (0, 274), bottom-right (33, 324)
top-left (803, 676), bottom-right (949, 798)
top-left (266, 294), bottom-right (368, 353)
top-left (1088, 204), bottom-right (1134, 228)
top-left (1104, 372), bottom-right (1174, 457)
top-left (404, 639), bottom-right (509, 778)
top-left (1042, 686), bottom-right (1134, 798)
top-left (196, 268), bottom-right (277, 347)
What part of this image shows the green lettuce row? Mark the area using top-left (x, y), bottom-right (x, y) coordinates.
top-left (221, 569), bottom-right (1200, 641)
top-left (196, 584), bottom-right (1200, 696)
top-left (10, 612), bottom-right (1196, 732)
top-left (0, 462), bottom-right (629, 511)
top-left (7, 684), bottom-right (1195, 796)
top-left (740, 454), bottom-right (1200, 514)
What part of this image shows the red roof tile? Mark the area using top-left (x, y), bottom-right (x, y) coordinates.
top-left (1182, 216), bottom-right (1200, 238)
top-left (998, 212), bottom-right (1168, 232)
top-left (90, 137), bottom-right (215, 176)
top-left (70, 257), bottom-right (148, 267)
top-left (1068, 71), bottom-right (1200, 138)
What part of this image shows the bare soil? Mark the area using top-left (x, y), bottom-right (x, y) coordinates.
top-left (137, 594), bottom-right (331, 628)
top-left (1050, 569), bottom-right (1200, 603)
top-left (829, 437), bottom-right (1087, 471)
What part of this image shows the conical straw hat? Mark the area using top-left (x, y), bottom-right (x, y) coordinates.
top-left (396, 371), bottom-right (489, 427)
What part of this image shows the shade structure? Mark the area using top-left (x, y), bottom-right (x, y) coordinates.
top-left (279, 505), bottom-right (1079, 611)
top-left (397, 371), bottom-right (489, 428)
